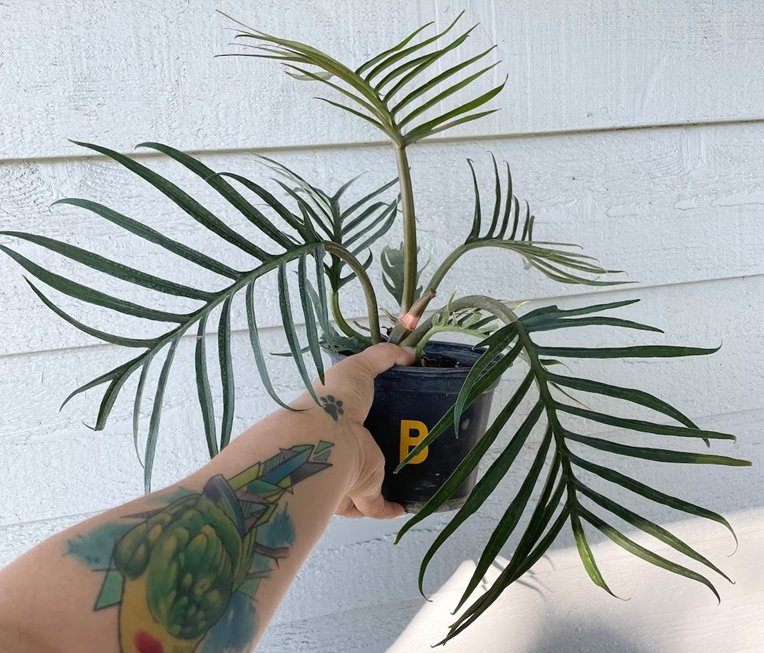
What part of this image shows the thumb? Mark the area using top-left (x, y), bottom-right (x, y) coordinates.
top-left (352, 492), bottom-right (406, 520)
top-left (351, 343), bottom-right (416, 378)
top-left (347, 454), bottom-right (406, 519)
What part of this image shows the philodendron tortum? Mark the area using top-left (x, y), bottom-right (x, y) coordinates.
top-left (1, 12), bottom-right (748, 644)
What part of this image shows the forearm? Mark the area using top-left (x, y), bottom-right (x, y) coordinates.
top-left (0, 402), bottom-right (355, 653)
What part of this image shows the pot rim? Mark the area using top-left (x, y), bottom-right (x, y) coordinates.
top-left (325, 340), bottom-right (490, 377)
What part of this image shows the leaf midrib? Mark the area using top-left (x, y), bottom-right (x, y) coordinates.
top-left (516, 322), bottom-right (582, 516)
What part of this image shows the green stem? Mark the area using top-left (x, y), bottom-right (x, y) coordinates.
top-left (331, 291), bottom-right (370, 343)
top-left (323, 241), bottom-right (382, 343)
top-left (424, 242), bottom-right (473, 294)
top-left (400, 294), bottom-right (517, 347)
top-left (395, 145), bottom-right (418, 313)
top-left (424, 240), bottom-right (534, 294)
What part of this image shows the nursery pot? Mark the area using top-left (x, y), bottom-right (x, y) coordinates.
top-left (329, 341), bottom-right (499, 513)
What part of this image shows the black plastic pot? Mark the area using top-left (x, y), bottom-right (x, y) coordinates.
top-left (330, 341), bottom-right (499, 513)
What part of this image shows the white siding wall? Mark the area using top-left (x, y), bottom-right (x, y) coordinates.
top-left (1, 1), bottom-right (762, 651)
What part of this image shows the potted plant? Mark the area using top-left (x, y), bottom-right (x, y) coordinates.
top-left (1, 13), bottom-right (748, 644)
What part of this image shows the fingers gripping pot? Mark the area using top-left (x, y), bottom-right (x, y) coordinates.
top-left (330, 342), bottom-right (500, 513)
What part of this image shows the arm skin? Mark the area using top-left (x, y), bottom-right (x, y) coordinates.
top-left (0, 343), bottom-right (414, 653)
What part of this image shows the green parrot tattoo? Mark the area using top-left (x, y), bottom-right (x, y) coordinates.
top-left (67, 441), bottom-right (334, 653)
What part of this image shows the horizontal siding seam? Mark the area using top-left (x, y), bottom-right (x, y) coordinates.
top-left (0, 272), bottom-right (760, 361)
top-left (0, 117), bottom-right (762, 167)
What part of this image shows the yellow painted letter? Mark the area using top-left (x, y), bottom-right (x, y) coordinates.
top-left (400, 419), bottom-right (429, 464)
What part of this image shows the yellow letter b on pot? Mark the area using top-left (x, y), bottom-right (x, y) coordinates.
top-left (400, 419), bottom-right (429, 464)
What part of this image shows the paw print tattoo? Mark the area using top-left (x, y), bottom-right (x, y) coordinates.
top-left (320, 395), bottom-right (344, 421)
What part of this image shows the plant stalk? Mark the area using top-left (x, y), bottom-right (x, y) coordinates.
top-left (387, 287), bottom-right (436, 344)
top-left (424, 242), bottom-right (473, 294)
top-left (394, 145), bottom-right (418, 313)
top-left (331, 291), bottom-right (370, 343)
top-left (400, 294), bottom-right (518, 347)
top-left (323, 241), bottom-right (382, 343)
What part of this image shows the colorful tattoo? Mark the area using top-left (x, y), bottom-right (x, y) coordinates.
top-left (66, 441), bottom-right (334, 653)
top-left (319, 395), bottom-right (344, 421)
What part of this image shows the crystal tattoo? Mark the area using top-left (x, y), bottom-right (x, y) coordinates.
top-left (66, 441), bottom-right (334, 653)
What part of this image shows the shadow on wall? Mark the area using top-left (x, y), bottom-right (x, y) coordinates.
top-left (375, 606), bottom-right (651, 653)
top-left (379, 505), bottom-right (764, 652)
top-left (521, 620), bottom-right (652, 653)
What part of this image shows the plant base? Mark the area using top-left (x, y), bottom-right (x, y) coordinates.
top-left (329, 341), bottom-right (498, 513)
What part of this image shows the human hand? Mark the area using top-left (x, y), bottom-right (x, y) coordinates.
top-left (308, 343), bottom-right (415, 519)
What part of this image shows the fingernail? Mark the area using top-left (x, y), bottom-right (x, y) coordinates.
top-left (402, 346), bottom-right (416, 356)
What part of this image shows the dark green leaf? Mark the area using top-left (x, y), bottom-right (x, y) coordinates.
top-left (395, 334), bottom-right (521, 470)
top-left (195, 315), bottom-right (218, 459)
top-left (379, 27), bottom-right (477, 99)
top-left (137, 142), bottom-right (297, 250)
top-left (340, 177), bottom-right (398, 220)
top-left (2, 231), bottom-right (214, 301)
top-left (577, 481), bottom-right (732, 582)
top-left (444, 505), bottom-right (570, 644)
top-left (245, 281), bottom-right (291, 410)
top-left (397, 61), bottom-right (500, 127)
top-left (404, 108), bottom-right (498, 144)
top-left (53, 198), bottom-right (240, 279)
top-left (217, 172), bottom-right (311, 239)
top-left (218, 296), bottom-right (235, 450)
top-left (272, 179), bottom-right (328, 239)
top-left (565, 431), bottom-right (750, 466)
top-left (24, 279), bottom-right (156, 348)
top-left (521, 299), bottom-right (640, 323)
top-left (527, 315), bottom-right (663, 334)
top-left (528, 259), bottom-right (627, 286)
top-left (60, 355), bottom-right (141, 418)
top-left (521, 201), bottom-right (531, 240)
top-left (568, 453), bottom-right (738, 548)
top-left (571, 511), bottom-right (619, 597)
top-left (396, 371), bottom-right (535, 544)
top-left (537, 344), bottom-right (721, 359)
top-left (345, 200), bottom-right (397, 249)
top-left (1, 246), bottom-right (188, 323)
top-left (132, 353), bottom-right (155, 466)
top-left (72, 141), bottom-right (270, 260)
top-left (456, 424), bottom-right (554, 607)
top-left (403, 81), bottom-right (505, 143)
top-left (556, 403), bottom-right (735, 441)
top-left (342, 201), bottom-right (390, 237)
top-left (449, 469), bottom-right (567, 639)
top-left (349, 202), bottom-right (397, 256)
top-left (548, 373), bottom-right (698, 429)
top-left (278, 262), bottom-right (320, 404)
top-left (282, 65), bottom-right (382, 120)
top-left (298, 253), bottom-right (325, 384)
top-left (144, 338), bottom-right (180, 492)
top-left (580, 507), bottom-right (721, 602)
top-left (453, 335), bottom-right (521, 429)
top-left (411, 401), bottom-right (543, 596)
top-left (497, 161), bottom-right (514, 238)
top-left (316, 97), bottom-right (389, 136)
top-left (466, 159), bottom-right (481, 241)
top-left (486, 154), bottom-right (502, 237)
top-left (508, 195), bottom-right (520, 239)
